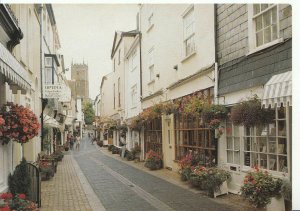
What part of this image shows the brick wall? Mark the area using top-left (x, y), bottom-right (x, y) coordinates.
top-left (216, 4), bottom-right (292, 95)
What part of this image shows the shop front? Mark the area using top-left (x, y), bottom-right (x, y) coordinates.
top-left (221, 71), bottom-right (292, 194)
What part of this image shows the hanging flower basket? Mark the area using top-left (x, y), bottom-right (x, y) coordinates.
top-left (230, 97), bottom-right (274, 127)
top-left (201, 104), bottom-right (229, 123)
top-left (0, 102), bottom-right (40, 145)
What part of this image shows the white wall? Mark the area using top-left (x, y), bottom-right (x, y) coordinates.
top-left (124, 35), bottom-right (142, 120)
top-left (139, 4), bottom-right (215, 108)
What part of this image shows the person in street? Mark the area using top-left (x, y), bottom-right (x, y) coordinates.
top-left (75, 135), bottom-right (81, 151)
top-left (70, 135), bottom-right (74, 150)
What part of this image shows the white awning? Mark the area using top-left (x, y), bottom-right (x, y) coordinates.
top-left (44, 115), bottom-right (60, 128)
top-left (0, 42), bottom-right (31, 92)
top-left (262, 71), bottom-right (292, 108)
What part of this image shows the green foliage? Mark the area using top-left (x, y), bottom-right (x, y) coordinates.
top-left (240, 167), bottom-right (283, 208)
top-left (83, 102), bottom-right (95, 125)
top-left (281, 179), bottom-right (292, 201)
top-left (8, 158), bottom-right (31, 197)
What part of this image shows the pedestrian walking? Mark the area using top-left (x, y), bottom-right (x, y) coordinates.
top-left (75, 135), bottom-right (81, 151)
top-left (70, 135), bottom-right (74, 150)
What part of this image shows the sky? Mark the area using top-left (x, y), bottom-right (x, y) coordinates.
top-left (53, 4), bottom-right (138, 100)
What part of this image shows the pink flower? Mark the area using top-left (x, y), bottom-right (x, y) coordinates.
top-left (18, 193), bottom-right (26, 199)
top-left (0, 116), bottom-right (5, 125)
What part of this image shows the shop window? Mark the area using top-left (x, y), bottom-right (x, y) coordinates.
top-left (174, 113), bottom-right (216, 166)
top-left (243, 106), bottom-right (288, 173)
top-left (144, 118), bottom-right (162, 155)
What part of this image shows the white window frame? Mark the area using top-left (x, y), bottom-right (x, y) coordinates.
top-left (148, 47), bottom-right (155, 83)
top-left (131, 49), bottom-right (138, 72)
top-left (146, 5), bottom-right (154, 32)
top-left (226, 121), bottom-right (242, 166)
top-left (131, 84), bottom-right (137, 108)
top-left (182, 5), bottom-right (196, 58)
top-left (248, 4), bottom-right (283, 55)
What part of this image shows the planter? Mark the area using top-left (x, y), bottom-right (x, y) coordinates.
top-left (266, 196), bottom-right (285, 211)
top-left (213, 181), bottom-right (228, 198)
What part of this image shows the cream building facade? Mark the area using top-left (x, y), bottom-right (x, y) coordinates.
top-left (0, 3), bottom-right (65, 193)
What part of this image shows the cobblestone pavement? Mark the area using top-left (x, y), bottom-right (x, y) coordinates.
top-left (41, 153), bottom-right (102, 211)
top-left (72, 136), bottom-right (248, 211)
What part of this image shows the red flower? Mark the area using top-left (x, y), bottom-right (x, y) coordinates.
top-left (0, 204), bottom-right (10, 211)
top-left (18, 193), bottom-right (26, 199)
top-left (6, 193), bottom-right (12, 199)
top-left (252, 180), bottom-right (257, 185)
top-left (0, 116), bottom-right (4, 125)
top-left (23, 127), bottom-right (28, 132)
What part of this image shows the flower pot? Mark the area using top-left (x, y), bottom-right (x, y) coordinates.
top-left (213, 181), bottom-right (228, 198)
top-left (64, 147), bottom-right (69, 151)
top-left (266, 196), bottom-right (285, 211)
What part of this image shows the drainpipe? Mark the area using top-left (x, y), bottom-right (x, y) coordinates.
top-left (139, 32), bottom-right (142, 101)
top-left (39, 4), bottom-right (44, 151)
top-left (214, 4), bottom-right (219, 105)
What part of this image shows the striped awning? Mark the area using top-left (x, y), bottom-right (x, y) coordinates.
top-left (0, 42), bottom-right (31, 92)
top-left (262, 71), bottom-right (292, 108)
top-left (44, 114), bottom-right (61, 128)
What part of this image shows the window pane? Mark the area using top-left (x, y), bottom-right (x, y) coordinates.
top-left (263, 10), bottom-right (271, 27)
top-left (233, 125), bottom-right (239, 137)
top-left (268, 137), bottom-right (277, 153)
top-left (261, 4), bottom-right (269, 11)
top-left (234, 151), bottom-right (240, 164)
top-left (256, 125), bottom-right (267, 136)
top-left (245, 127), bottom-right (252, 136)
top-left (264, 27), bottom-right (271, 43)
top-left (268, 122), bottom-right (276, 136)
top-left (251, 138), bottom-right (258, 152)
top-left (251, 153), bottom-right (258, 167)
top-left (244, 152), bottom-right (251, 166)
top-left (227, 138), bottom-right (233, 149)
top-left (227, 151), bottom-right (233, 163)
top-left (244, 137), bottom-right (251, 151)
top-left (260, 154), bottom-right (267, 169)
top-left (278, 120), bottom-right (286, 136)
top-left (258, 137), bottom-right (267, 153)
top-left (253, 4), bottom-right (260, 15)
top-left (226, 122), bottom-right (232, 136)
top-left (278, 138), bottom-right (287, 154)
top-left (272, 7), bottom-right (277, 23)
top-left (234, 137), bottom-right (240, 150)
top-left (279, 156), bottom-right (288, 173)
top-left (278, 106), bottom-right (286, 119)
top-left (256, 15), bottom-right (263, 31)
top-left (269, 155), bottom-right (277, 171)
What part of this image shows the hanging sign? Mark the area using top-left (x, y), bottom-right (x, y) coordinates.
top-left (43, 83), bottom-right (63, 99)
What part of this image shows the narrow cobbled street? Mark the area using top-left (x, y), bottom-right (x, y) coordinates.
top-left (71, 136), bottom-right (236, 211)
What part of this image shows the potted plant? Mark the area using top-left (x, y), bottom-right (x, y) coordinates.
top-left (131, 143), bottom-right (141, 160)
top-left (281, 179), bottom-right (292, 211)
top-left (189, 166), bottom-right (231, 197)
top-left (144, 150), bottom-right (163, 170)
top-left (0, 193), bottom-right (38, 210)
top-left (240, 167), bottom-right (284, 210)
top-left (178, 154), bottom-right (193, 181)
top-left (39, 161), bottom-right (54, 181)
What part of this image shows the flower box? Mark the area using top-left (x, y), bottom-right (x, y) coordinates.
top-left (213, 181), bottom-right (228, 198)
top-left (266, 196), bottom-right (285, 211)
